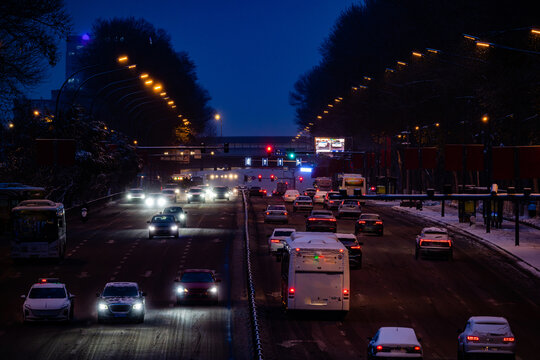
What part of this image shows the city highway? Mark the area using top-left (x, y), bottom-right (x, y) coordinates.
top-left (0, 198), bottom-right (249, 360)
top-left (248, 196), bottom-right (540, 360)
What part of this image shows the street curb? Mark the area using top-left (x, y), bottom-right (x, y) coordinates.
top-left (392, 206), bottom-right (540, 277)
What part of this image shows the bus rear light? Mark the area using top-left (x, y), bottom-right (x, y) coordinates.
top-left (288, 287), bottom-right (295, 298)
top-left (467, 336), bottom-right (479, 342)
top-left (503, 337), bottom-right (515, 342)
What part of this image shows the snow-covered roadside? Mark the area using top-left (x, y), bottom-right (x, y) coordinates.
top-left (369, 200), bottom-right (540, 278)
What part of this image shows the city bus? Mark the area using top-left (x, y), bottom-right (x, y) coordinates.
top-left (280, 232), bottom-right (350, 315)
top-left (339, 173), bottom-right (366, 203)
top-left (0, 184), bottom-right (46, 233)
top-left (11, 199), bottom-right (67, 259)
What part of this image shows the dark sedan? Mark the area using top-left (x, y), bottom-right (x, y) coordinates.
top-left (174, 269), bottom-right (221, 305)
top-left (355, 213), bottom-right (383, 236)
top-left (249, 186), bottom-right (266, 197)
top-left (211, 186), bottom-right (231, 201)
top-left (147, 214), bottom-right (180, 239)
top-left (306, 210), bottom-right (337, 232)
top-left (162, 206), bottom-right (187, 227)
top-left (336, 233), bottom-right (363, 268)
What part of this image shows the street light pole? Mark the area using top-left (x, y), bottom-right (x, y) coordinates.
top-left (214, 113), bottom-right (222, 138)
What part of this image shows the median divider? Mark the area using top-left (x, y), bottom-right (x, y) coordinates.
top-left (242, 191), bottom-right (264, 360)
top-left (65, 192), bottom-right (124, 217)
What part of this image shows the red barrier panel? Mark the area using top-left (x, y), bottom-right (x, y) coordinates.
top-left (492, 147), bottom-right (515, 180)
top-left (444, 145), bottom-right (462, 171)
top-left (404, 148), bottom-right (419, 170)
top-left (466, 144), bottom-right (484, 171)
top-left (366, 152), bottom-right (376, 169)
top-left (421, 147), bottom-right (437, 169)
top-left (352, 153), bottom-right (364, 169)
top-left (519, 146), bottom-right (540, 178)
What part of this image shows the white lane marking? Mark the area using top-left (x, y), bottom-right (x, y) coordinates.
top-left (106, 240), bottom-right (115, 244)
top-left (116, 265), bottom-right (122, 270)
top-left (344, 340), bottom-right (352, 346)
top-left (142, 270), bottom-right (152, 278)
top-left (77, 272), bottom-right (89, 278)
top-left (113, 271), bottom-right (119, 275)
top-left (67, 253), bottom-right (73, 257)
top-left (48, 272), bottom-right (55, 276)
top-left (122, 256), bottom-right (128, 260)
top-left (10, 272), bottom-right (22, 278)
top-left (278, 340), bottom-right (327, 351)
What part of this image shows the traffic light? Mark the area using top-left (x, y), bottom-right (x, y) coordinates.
top-left (299, 176), bottom-right (304, 183)
top-left (286, 148), bottom-right (296, 159)
top-left (270, 174), bottom-right (275, 182)
top-left (266, 145), bottom-right (273, 154)
top-left (258, 174), bottom-right (262, 182)
top-left (224, 143), bottom-right (229, 153)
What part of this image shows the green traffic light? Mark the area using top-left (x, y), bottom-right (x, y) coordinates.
top-left (288, 152), bottom-right (295, 159)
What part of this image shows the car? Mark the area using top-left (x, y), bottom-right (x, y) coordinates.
top-left (367, 327), bottom-right (423, 359)
top-left (306, 210), bottom-right (337, 232)
top-left (210, 186), bottom-right (231, 201)
top-left (147, 214), bottom-right (180, 239)
top-left (268, 228), bottom-right (295, 254)
top-left (249, 186), bottom-right (266, 197)
top-left (145, 192), bottom-right (168, 208)
top-left (324, 191), bottom-right (343, 209)
top-left (162, 206), bottom-right (187, 227)
top-left (293, 196), bottom-right (313, 212)
top-left (187, 187), bottom-right (206, 203)
top-left (317, 140), bottom-right (328, 148)
top-left (126, 188), bottom-right (145, 202)
top-left (332, 139), bottom-right (342, 148)
top-left (303, 188), bottom-right (317, 198)
top-left (313, 190), bottom-right (328, 204)
top-left (337, 199), bottom-right (362, 218)
top-left (273, 182), bottom-right (288, 196)
top-left (21, 278), bottom-right (75, 322)
top-left (355, 213), bottom-right (384, 236)
top-left (264, 204), bottom-right (288, 223)
top-left (335, 233), bottom-right (363, 268)
top-left (161, 189), bottom-right (177, 203)
top-left (283, 189), bottom-right (300, 203)
top-left (457, 316), bottom-right (516, 360)
top-left (174, 269), bottom-right (221, 305)
top-left (96, 282), bottom-right (146, 323)
top-left (415, 227), bottom-right (453, 260)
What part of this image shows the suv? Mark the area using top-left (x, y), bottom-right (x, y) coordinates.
top-left (174, 269), bottom-right (221, 305)
top-left (293, 196), bottom-right (313, 212)
top-left (96, 282), bottom-right (146, 323)
top-left (324, 191), bottom-right (343, 209)
top-left (367, 327), bottom-right (423, 359)
top-left (458, 316), bottom-right (516, 360)
top-left (306, 210), bottom-right (337, 232)
top-left (337, 199), bottom-right (362, 218)
top-left (415, 227), bottom-right (453, 260)
top-left (211, 186), bottom-right (231, 201)
top-left (283, 189), bottom-right (300, 203)
top-left (21, 278), bottom-right (75, 322)
top-left (249, 186), bottom-right (266, 197)
top-left (268, 228), bottom-right (295, 254)
top-left (147, 214), bottom-right (180, 239)
top-left (187, 187), bottom-right (205, 203)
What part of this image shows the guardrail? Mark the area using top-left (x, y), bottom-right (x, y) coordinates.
top-left (242, 190), bottom-right (264, 360)
top-left (65, 192), bottom-right (124, 217)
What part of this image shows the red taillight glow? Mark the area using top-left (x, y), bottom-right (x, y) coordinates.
top-left (270, 239), bottom-right (280, 243)
top-left (419, 239), bottom-right (452, 246)
top-left (295, 248), bottom-right (300, 252)
top-left (41, 279), bottom-right (47, 283)
top-left (376, 345), bottom-right (383, 351)
top-left (289, 287), bottom-right (295, 294)
top-left (358, 220), bottom-right (366, 224)
top-left (375, 221), bottom-right (383, 225)
top-left (266, 212), bottom-right (270, 215)
top-left (350, 245), bottom-right (361, 249)
top-left (339, 249), bottom-right (344, 253)
top-left (503, 337), bottom-right (515, 342)
top-left (343, 289), bottom-right (349, 294)
top-left (284, 212), bottom-right (288, 215)
top-left (414, 346), bottom-right (421, 351)
top-left (467, 336), bottom-right (479, 342)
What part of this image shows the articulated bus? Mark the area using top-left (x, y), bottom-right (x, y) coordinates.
top-left (280, 232), bottom-right (350, 314)
top-left (0, 184), bottom-right (46, 233)
top-left (11, 200), bottom-right (67, 259)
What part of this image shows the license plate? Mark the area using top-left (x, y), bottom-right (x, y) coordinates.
top-left (391, 349), bottom-right (406, 353)
top-left (114, 314), bottom-right (127, 317)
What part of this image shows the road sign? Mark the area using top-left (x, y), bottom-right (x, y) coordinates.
top-left (262, 158), bottom-right (268, 166)
top-left (245, 157), bottom-right (252, 166)
top-left (277, 158), bottom-right (283, 166)
top-left (296, 158), bottom-right (302, 166)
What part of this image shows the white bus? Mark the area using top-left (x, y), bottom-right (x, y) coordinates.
top-left (280, 232), bottom-right (350, 314)
top-left (339, 173), bottom-right (366, 202)
top-left (11, 200), bottom-right (67, 259)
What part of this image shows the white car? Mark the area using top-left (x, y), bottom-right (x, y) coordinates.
top-left (293, 196), bottom-right (313, 212)
top-left (458, 316), bottom-right (516, 360)
top-left (415, 227), bottom-right (453, 260)
top-left (21, 278), bottom-right (74, 322)
top-left (283, 189), bottom-right (300, 203)
top-left (367, 327), bottom-right (423, 359)
top-left (268, 228), bottom-right (295, 254)
top-left (313, 190), bottom-right (328, 204)
top-left (145, 193), bottom-right (168, 208)
top-left (126, 188), bottom-right (145, 202)
top-left (161, 189), bottom-right (177, 203)
top-left (337, 199), bottom-right (362, 218)
top-left (264, 204), bottom-right (288, 223)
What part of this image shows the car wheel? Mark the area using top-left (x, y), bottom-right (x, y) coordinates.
top-left (175, 231), bottom-right (179, 239)
top-left (187, 200), bottom-right (190, 204)
top-left (379, 230), bottom-right (383, 236)
top-left (97, 316), bottom-right (104, 324)
top-left (415, 247), bottom-right (419, 260)
top-left (136, 315), bottom-right (144, 323)
top-left (149, 234), bottom-right (153, 239)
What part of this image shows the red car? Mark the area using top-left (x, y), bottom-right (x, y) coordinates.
top-left (174, 269), bottom-right (221, 305)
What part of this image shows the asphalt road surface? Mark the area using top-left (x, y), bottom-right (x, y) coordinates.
top-left (248, 196), bottom-right (540, 360)
top-left (0, 197), bottom-right (250, 360)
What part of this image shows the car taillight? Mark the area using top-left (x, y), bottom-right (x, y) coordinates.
top-left (329, 218), bottom-right (336, 222)
top-left (284, 212), bottom-right (288, 215)
top-left (288, 287), bottom-right (295, 298)
top-left (270, 239), bottom-right (280, 243)
top-left (467, 336), bottom-right (479, 342)
top-left (266, 212), bottom-right (270, 215)
top-left (376, 345), bottom-right (383, 351)
top-left (358, 220), bottom-right (366, 224)
top-left (413, 346), bottom-right (421, 351)
top-left (375, 221), bottom-right (383, 225)
top-left (503, 337), bottom-right (515, 342)
top-left (350, 245), bottom-right (361, 249)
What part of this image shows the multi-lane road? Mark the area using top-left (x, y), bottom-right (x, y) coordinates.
top-left (1, 193), bottom-right (539, 359)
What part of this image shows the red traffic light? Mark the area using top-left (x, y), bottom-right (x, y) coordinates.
top-left (266, 145), bottom-right (273, 153)
top-left (270, 174), bottom-right (275, 181)
top-left (299, 176), bottom-right (304, 183)
top-left (258, 174), bottom-right (262, 182)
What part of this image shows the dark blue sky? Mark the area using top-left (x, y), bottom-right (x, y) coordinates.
top-left (31, 0), bottom-right (359, 136)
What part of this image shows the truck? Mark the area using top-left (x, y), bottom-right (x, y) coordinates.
top-left (313, 177), bottom-right (333, 192)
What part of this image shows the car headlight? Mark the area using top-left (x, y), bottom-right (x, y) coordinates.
top-left (61, 301), bottom-right (70, 309)
top-left (148, 225), bottom-right (156, 231)
top-left (157, 198), bottom-right (166, 206)
top-left (145, 198), bottom-right (154, 206)
top-left (127, 194), bottom-right (132, 199)
top-left (187, 194), bottom-right (192, 198)
top-left (179, 213), bottom-right (185, 220)
top-left (132, 302), bottom-right (143, 311)
top-left (174, 189), bottom-right (179, 194)
top-left (98, 303), bottom-right (108, 311)
top-left (209, 192), bottom-right (216, 198)
top-left (141, 194), bottom-right (146, 199)
top-left (209, 286), bottom-right (217, 294)
top-left (176, 287), bottom-right (188, 294)
top-left (170, 225), bottom-right (178, 231)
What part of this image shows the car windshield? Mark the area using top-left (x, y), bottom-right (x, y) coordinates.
top-left (162, 190), bottom-right (175, 194)
top-left (297, 197), bottom-right (311, 201)
top-left (103, 286), bottom-right (138, 297)
top-left (251, 187), bottom-right (261, 190)
top-left (274, 231), bottom-right (294, 237)
top-left (151, 215), bottom-right (175, 223)
top-left (361, 215), bottom-right (380, 220)
top-left (189, 189), bottom-right (202, 193)
top-left (268, 205), bottom-right (285, 210)
top-left (130, 189), bottom-right (143, 194)
top-left (181, 272), bottom-right (214, 283)
top-left (312, 211), bottom-right (332, 216)
top-left (473, 322), bottom-right (510, 334)
top-left (424, 231), bottom-right (448, 239)
top-left (214, 187), bottom-right (228, 191)
top-left (343, 200), bottom-right (358, 205)
top-left (29, 287), bottom-right (66, 299)
top-left (329, 194), bottom-right (342, 199)
top-left (164, 207), bottom-right (183, 213)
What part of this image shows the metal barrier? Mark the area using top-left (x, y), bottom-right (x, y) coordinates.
top-left (242, 190), bottom-right (264, 360)
top-left (65, 192), bottom-right (124, 217)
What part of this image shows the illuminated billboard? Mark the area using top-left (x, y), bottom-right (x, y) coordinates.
top-left (315, 137), bottom-right (345, 153)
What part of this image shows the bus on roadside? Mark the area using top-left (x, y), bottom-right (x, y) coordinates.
top-left (280, 232), bottom-right (350, 315)
top-left (11, 199), bottom-right (67, 259)
top-left (0, 184), bottom-right (46, 233)
top-left (338, 173), bottom-right (366, 204)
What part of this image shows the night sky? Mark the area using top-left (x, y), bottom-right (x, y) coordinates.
top-left (30, 0), bottom-right (360, 136)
